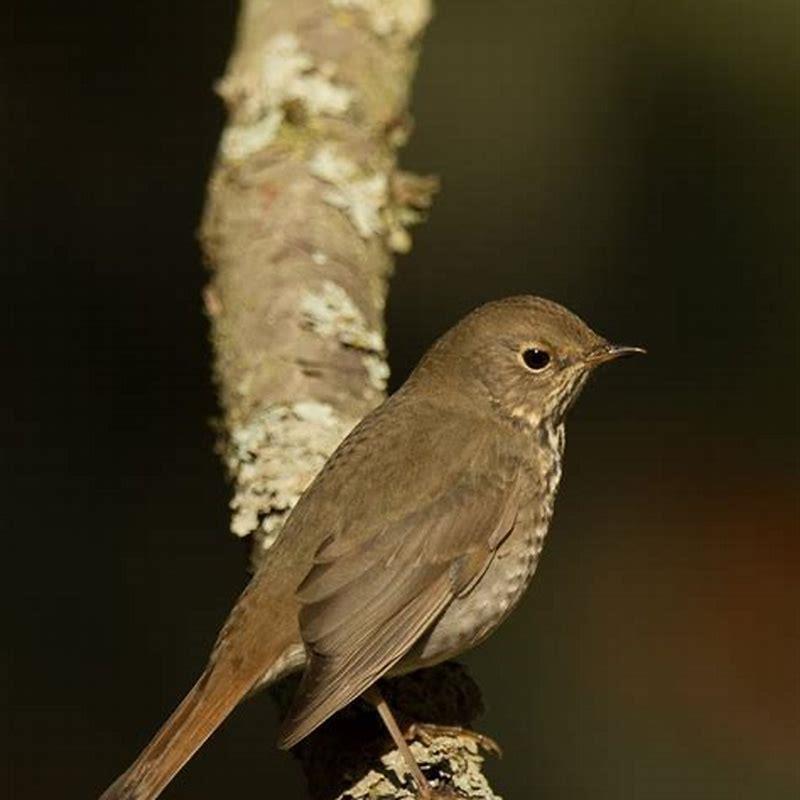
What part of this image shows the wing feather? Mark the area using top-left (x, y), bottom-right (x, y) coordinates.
top-left (279, 572), bottom-right (451, 749)
top-left (277, 406), bottom-right (522, 749)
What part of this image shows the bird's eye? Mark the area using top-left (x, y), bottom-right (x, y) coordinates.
top-left (522, 348), bottom-right (551, 371)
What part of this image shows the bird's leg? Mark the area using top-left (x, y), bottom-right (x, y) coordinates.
top-left (404, 722), bottom-right (503, 758)
top-left (363, 686), bottom-right (432, 799)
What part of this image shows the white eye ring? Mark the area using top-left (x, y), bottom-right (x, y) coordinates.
top-left (521, 348), bottom-right (551, 371)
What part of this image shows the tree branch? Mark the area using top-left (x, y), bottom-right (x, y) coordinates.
top-left (200, 1), bottom-right (500, 797)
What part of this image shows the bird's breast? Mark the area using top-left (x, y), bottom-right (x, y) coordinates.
top-left (400, 422), bottom-right (565, 671)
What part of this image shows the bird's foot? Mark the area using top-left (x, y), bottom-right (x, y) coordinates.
top-left (404, 722), bottom-right (503, 759)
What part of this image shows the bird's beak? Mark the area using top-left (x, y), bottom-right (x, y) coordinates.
top-left (585, 343), bottom-right (647, 366)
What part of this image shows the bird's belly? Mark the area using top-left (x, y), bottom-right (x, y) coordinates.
top-left (399, 513), bottom-right (548, 672)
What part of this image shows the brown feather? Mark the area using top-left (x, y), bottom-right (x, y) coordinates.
top-left (99, 668), bottom-right (251, 800)
top-left (277, 406), bottom-right (522, 749)
top-left (98, 550), bottom-right (302, 800)
top-left (278, 573), bottom-right (452, 749)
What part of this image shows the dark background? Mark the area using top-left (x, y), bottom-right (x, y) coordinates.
top-left (4, 1), bottom-right (798, 798)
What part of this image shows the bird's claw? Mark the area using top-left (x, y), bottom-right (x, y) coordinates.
top-left (404, 722), bottom-right (503, 759)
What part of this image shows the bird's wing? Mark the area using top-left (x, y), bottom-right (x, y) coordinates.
top-left (277, 420), bottom-right (520, 748)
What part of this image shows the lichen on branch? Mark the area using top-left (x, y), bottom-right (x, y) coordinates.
top-left (202, 0), bottom-right (436, 555)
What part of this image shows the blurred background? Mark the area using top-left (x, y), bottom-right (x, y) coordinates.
top-left (4, 1), bottom-right (798, 798)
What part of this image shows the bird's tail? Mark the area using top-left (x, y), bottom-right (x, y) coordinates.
top-left (98, 665), bottom-right (251, 800)
top-left (99, 566), bottom-right (300, 800)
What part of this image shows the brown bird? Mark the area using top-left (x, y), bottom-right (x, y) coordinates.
top-left (100, 296), bottom-right (643, 800)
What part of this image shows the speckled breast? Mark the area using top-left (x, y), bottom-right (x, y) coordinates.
top-left (400, 421), bottom-right (565, 672)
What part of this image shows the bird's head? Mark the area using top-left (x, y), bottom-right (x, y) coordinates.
top-left (413, 295), bottom-right (644, 427)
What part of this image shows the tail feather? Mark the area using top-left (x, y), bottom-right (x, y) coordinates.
top-left (99, 549), bottom-right (302, 800)
top-left (99, 669), bottom-right (247, 800)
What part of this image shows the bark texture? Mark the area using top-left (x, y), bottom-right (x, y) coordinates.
top-left (200, 1), bottom-right (500, 797)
